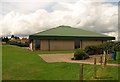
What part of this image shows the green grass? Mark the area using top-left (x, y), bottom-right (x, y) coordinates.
top-left (108, 51), bottom-right (120, 64)
top-left (2, 45), bottom-right (119, 80)
top-left (97, 65), bottom-right (119, 80)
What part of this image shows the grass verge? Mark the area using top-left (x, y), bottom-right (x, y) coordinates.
top-left (2, 45), bottom-right (119, 80)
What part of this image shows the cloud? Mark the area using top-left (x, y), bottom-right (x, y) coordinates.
top-left (0, 0), bottom-right (118, 40)
top-left (103, 31), bottom-right (118, 40)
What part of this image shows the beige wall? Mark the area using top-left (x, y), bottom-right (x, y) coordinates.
top-left (81, 40), bottom-right (106, 49)
top-left (40, 39), bottom-right (74, 51)
top-left (50, 40), bottom-right (74, 51)
top-left (103, 40), bottom-right (107, 44)
top-left (40, 40), bottom-right (49, 51)
top-left (31, 39), bottom-right (107, 51)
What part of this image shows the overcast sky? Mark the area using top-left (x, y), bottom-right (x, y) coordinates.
top-left (0, 0), bottom-right (119, 40)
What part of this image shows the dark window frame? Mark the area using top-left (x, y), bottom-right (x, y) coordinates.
top-left (35, 39), bottom-right (40, 50)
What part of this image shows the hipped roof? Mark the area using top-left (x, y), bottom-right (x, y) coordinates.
top-left (29, 25), bottom-right (115, 40)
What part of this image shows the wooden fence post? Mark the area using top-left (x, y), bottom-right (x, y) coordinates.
top-left (100, 56), bottom-right (103, 65)
top-left (80, 64), bottom-right (83, 82)
top-left (107, 50), bottom-right (108, 55)
top-left (104, 50), bottom-right (108, 66)
top-left (104, 54), bottom-right (107, 66)
top-left (102, 51), bottom-right (106, 67)
top-left (94, 58), bottom-right (97, 79)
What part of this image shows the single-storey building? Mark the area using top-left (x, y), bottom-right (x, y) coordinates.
top-left (29, 25), bottom-right (115, 51)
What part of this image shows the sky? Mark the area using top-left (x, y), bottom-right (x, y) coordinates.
top-left (0, 0), bottom-right (119, 40)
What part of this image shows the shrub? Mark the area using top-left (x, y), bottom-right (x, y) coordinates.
top-left (85, 45), bottom-right (98, 55)
top-left (113, 42), bottom-right (120, 51)
top-left (96, 44), bottom-right (103, 54)
top-left (8, 40), bottom-right (18, 45)
top-left (2, 37), bottom-right (9, 42)
top-left (8, 40), bottom-right (29, 47)
top-left (73, 49), bottom-right (89, 60)
top-left (97, 42), bottom-right (120, 54)
top-left (103, 42), bottom-right (113, 53)
top-left (83, 42), bottom-right (120, 55)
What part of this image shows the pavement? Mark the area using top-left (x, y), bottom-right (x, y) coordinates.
top-left (39, 53), bottom-right (120, 67)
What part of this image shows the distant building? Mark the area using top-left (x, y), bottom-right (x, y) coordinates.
top-left (21, 38), bottom-right (29, 43)
top-left (29, 25), bottom-right (115, 51)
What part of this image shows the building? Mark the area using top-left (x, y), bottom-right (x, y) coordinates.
top-left (29, 25), bottom-right (115, 51)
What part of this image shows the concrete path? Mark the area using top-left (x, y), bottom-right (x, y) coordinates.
top-left (39, 53), bottom-right (120, 67)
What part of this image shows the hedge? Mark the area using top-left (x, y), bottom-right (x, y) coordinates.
top-left (8, 40), bottom-right (29, 47)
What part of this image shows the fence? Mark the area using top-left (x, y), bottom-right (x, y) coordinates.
top-left (79, 50), bottom-right (113, 81)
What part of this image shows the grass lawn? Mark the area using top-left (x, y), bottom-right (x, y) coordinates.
top-left (108, 51), bottom-right (120, 64)
top-left (2, 45), bottom-right (119, 80)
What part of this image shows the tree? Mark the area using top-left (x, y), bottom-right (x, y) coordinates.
top-left (14, 36), bottom-right (20, 40)
top-left (2, 37), bottom-right (9, 42)
top-left (11, 35), bottom-right (15, 38)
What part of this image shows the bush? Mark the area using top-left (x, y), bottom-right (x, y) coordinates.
top-left (113, 42), bottom-right (120, 51)
top-left (85, 45), bottom-right (98, 55)
top-left (83, 42), bottom-right (120, 55)
top-left (97, 42), bottom-right (120, 54)
top-left (103, 42), bottom-right (113, 53)
top-left (96, 43), bottom-right (111, 54)
top-left (2, 37), bottom-right (9, 42)
top-left (85, 42), bottom-right (120, 55)
top-left (8, 40), bottom-right (29, 47)
top-left (8, 40), bottom-right (18, 45)
top-left (96, 45), bottom-right (102, 54)
top-left (73, 49), bottom-right (89, 60)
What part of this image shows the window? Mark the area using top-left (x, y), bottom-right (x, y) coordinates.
top-left (35, 39), bottom-right (40, 50)
top-left (74, 40), bottom-right (80, 49)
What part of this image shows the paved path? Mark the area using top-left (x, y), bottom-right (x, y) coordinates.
top-left (39, 53), bottom-right (120, 67)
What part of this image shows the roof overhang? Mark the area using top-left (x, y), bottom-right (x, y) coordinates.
top-left (29, 35), bottom-right (115, 40)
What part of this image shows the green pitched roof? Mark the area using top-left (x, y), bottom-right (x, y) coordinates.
top-left (30, 25), bottom-right (115, 40)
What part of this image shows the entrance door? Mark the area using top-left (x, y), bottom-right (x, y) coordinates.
top-left (74, 40), bottom-right (80, 49)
